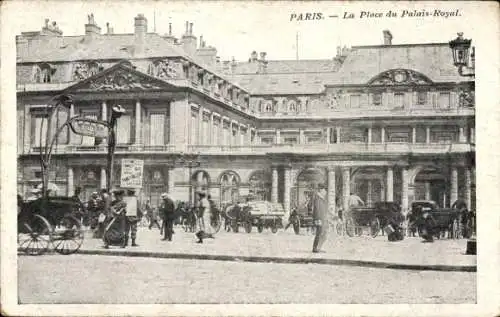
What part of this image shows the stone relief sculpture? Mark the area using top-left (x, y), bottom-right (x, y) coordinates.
top-left (458, 89), bottom-right (475, 107)
top-left (88, 69), bottom-right (162, 91)
top-left (146, 59), bottom-right (178, 80)
top-left (369, 69), bottom-right (432, 86)
top-left (325, 93), bottom-right (340, 109)
top-left (73, 61), bottom-right (101, 81)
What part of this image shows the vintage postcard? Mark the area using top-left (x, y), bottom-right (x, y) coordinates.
top-left (1, 0), bottom-right (499, 316)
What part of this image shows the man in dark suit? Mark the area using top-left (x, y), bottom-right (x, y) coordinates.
top-left (312, 183), bottom-right (329, 253)
top-left (160, 192), bottom-right (176, 241)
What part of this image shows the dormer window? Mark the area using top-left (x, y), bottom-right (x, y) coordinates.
top-left (373, 92), bottom-right (382, 106)
top-left (33, 63), bottom-right (56, 83)
top-left (264, 101), bottom-right (273, 113)
top-left (417, 91), bottom-right (427, 105)
top-left (288, 100), bottom-right (297, 112)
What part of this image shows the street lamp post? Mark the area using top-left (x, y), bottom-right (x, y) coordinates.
top-left (38, 94), bottom-right (74, 198)
top-left (449, 32), bottom-right (475, 78)
top-left (103, 105), bottom-right (126, 191)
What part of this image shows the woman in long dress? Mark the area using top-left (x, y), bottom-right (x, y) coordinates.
top-left (195, 192), bottom-right (214, 243)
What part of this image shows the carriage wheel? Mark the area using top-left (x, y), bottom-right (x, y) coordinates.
top-left (370, 218), bottom-right (380, 238)
top-left (244, 221), bottom-right (252, 233)
top-left (18, 214), bottom-right (52, 256)
top-left (293, 218), bottom-right (300, 235)
top-left (53, 214), bottom-right (84, 255)
top-left (345, 217), bottom-right (355, 237)
top-left (452, 219), bottom-right (460, 239)
top-left (211, 214), bottom-right (222, 234)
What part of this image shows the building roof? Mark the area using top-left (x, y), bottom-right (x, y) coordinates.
top-left (230, 73), bottom-right (328, 95)
top-left (231, 59), bottom-right (342, 74)
top-left (17, 33), bottom-right (187, 63)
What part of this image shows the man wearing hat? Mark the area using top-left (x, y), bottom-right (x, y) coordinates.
top-left (123, 189), bottom-right (143, 247)
top-left (159, 192), bottom-right (176, 241)
top-left (312, 183), bottom-right (329, 253)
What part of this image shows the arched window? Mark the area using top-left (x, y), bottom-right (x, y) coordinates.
top-left (248, 170), bottom-right (271, 201)
top-left (288, 100), bottom-right (297, 113)
top-left (291, 168), bottom-right (326, 213)
top-left (264, 101), bottom-right (273, 112)
top-left (220, 171), bottom-right (240, 206)
top-left (191, 170), bottom-right (210, 202)
top-left (33, 63), bottom-right (55, 83)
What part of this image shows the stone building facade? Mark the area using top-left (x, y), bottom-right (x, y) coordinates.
top-left (16, 14), bottom-right (475, 215)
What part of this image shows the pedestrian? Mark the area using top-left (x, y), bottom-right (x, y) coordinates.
top-left (195, 191), bottom-right (214, 243)
top-left (146, 200), bottom-right (161, 230)
top-left (103, 189), bottom-right (127, 249)
top-left (160, 192), bottom-right (176, 241)
top-left (312, 183), bottom-right (329, 253)
top-left (123, 189), bottom-right (143, 247)
top-left (421, 209), bottom-right (437, 243)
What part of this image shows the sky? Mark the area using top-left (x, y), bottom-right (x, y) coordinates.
top-left (3, 0), bottom-right (491, 62)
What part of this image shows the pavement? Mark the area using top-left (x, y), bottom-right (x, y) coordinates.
top-left (70, 225), bottom-right (476, 272)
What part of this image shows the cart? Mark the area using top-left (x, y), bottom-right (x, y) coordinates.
top-left (345, 202), bottom-right (404, 238)
top-left (18, 196), bottom-right (85, 255)
top-left (225, 201), bottom-right (285, 233)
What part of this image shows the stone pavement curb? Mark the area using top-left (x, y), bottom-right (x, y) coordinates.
top-left (75, 249), bottom-right (477, 273)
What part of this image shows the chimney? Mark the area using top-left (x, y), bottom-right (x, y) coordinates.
top-left (196, 36), bottom-right (217, 66)
top-left (41, 18), bottom-right (63, 36)
top-left (84, 14), bottom-right (101, 40)
top-left (162, 22), bottom-right (177, 44)
top-left (105, 22), bottom-right (114, 35)
top-left (336, 46), bottom-right (341, 57)
top-left (181, 21), bottom-right (197, 56)
top-left (134, 14), bottom-right (148, 54)
top-left (258, 52), bottom-right (267, 73)
top-left (383, 30), bottom-right (392, 45)
top-left (250, 51), bottom-right (258, 62)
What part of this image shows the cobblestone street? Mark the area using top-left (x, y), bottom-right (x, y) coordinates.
top-left (18, 254), bottom-right (475, 304)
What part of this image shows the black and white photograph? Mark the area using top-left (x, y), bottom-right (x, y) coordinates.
top-left (1, 1), bottom-right (499, 316)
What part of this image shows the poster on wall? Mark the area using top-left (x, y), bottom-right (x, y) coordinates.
top-left (120, 159), bottom-right (144, 189)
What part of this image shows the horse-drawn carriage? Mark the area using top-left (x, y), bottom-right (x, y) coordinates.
top-left (224, 201), bottom-right (285, 233)
top-left (345, 202), bottom-right (405, 238)
top-left (408, 200), bottom-right (473, 239)
top-left (18, 196), bottom-right (85, 255)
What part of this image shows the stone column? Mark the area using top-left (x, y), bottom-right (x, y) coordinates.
top-left (283, 167), bottom-right (291, 213)
top-left (299, 129), bottom-right (305, 144)
top-left (101, 101), bottom-right (107, 121)
top-left (464, 167), bottom-right (471, 210)
top-left (336, 127), bottom-right (341, 143)
top-left (412, 126), bottom-right (417, 144)
top-left (276, 129), bottom-right (281, 144)
top-left (326, 127), bottom-right (331, 144)
top-left (135, 100), bottom-right (141, 144)
top-left (342, 167), bottom-right (350, 212)
top-left (386, 167), bottom-right (394, 202)
top-left (381, 127), bottom-right (385, 144)
top-left (271, 167), bottom-right (278, 203)
top-left (459, 126), bottom-right (466, 143)
top-left (367, 127), bottom-right (372, 144)
top-left (450, 167), bottom-right (458, 206)
top-left (68, 103), bottom-right (75, 145)
top-left (366, 180), bottom-right (372, 206)
top-left (401, 167), bottom-right (409, 215)
top-left (198, 108), bottom-right (204, 145)
top-left (327, 167), bottom-right (336, 215)
top-left (168, 167), bottom-right (175, 194)
top-left (425, 126), bottom-right (431, 144)
top-left (424, 182), bottom-right (431, 200)
top-left (100, 167), bottom-right (106, 190)
top-left (67, 167), bottom-right (74, 197)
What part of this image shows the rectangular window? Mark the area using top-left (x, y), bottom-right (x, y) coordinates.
top-left (190, 114), bottom-right (198, 145)
top-left (439, 92), bottom-right (450, 109)
top-left (261, 137), bottom-right (274, 145)
top-left (32, 115), bottom-right (48, 147)
top-left (350, 94), bottom-right (360, 108)
top-left (116, 114), bottom-right (131, 144)
top-left (283, 137), bottom-right (298, 144)
top-left (417, 91), bottom-right (427, 105)
top-left (394, 93), bottom-right (404, 108)
top-left (149, 113), bottom-right (165, 145)
top-left (373, 93), bottom-right (382, 106)
top-left (212, 121), bottom-right (219, 145)
top-left (202, 118), bottom-right (209, 145)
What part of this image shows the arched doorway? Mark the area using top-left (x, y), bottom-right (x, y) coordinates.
top-left (191, 170), bottom-right (210, 203)
top-left (413, 166), bottom-right (448, 207)
top-left (220, 171), bottom-right (240, 207)
top-left (78, 168), bottom-right (100, 201)
top-left (291, 168), bottom-right (326, 213)
top-left (146, 168), bottom-right (167, 208)
top-left (248, 170), bottom-right (271, 201)
top-left (351, 167), bottom-right (385, 207)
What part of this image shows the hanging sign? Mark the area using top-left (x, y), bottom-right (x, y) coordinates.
top-left (120, 159), bottom-right (144, 188)
top-left (69, 117), bottom-right (108, 138)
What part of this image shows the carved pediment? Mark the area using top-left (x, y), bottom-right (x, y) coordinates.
top-left (368, 69), bottom-right (433, 86)
top-left (65, 61), bottom-right (175, 92)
